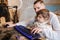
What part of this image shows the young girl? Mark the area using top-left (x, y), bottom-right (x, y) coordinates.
top-left (33, 9), bottom-right (59, 40)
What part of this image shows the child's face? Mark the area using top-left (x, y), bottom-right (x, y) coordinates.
top-left (37, 14), bottom-right (45, 23)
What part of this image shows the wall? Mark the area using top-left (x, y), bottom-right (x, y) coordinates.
top-left (44, 0), bottom-right (60, 5)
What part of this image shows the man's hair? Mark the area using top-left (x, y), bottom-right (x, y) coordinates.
top-left (34, 0), bottom-right (44, 4)
top-left (36, 9), bottom-right (50, 20)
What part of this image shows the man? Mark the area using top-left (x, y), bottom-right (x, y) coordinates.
top-left (30, 0), bottom-right (60, 40)
top-left (30, 0), bottom-right (60, 32)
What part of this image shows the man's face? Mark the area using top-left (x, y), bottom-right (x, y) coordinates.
top-left (34, 2), bottom-right (45, 12)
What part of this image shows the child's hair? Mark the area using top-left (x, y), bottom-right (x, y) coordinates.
top-left (35, 9), bottom-right (50, 22)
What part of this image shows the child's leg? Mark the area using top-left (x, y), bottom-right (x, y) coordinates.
top-left (19, 36), bottom-right (26, 40)
top-left (17, 36), bottom-right (28, 40)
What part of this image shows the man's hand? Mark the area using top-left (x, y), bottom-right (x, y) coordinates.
top-left (31, 27), bottom-right (42, 34)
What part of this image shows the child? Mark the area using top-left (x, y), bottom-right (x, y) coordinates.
top-left (33, 9), bottom-right (59, 40)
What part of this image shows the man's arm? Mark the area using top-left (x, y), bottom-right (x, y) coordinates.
top-left (50, 12), bottom-right (60, 31)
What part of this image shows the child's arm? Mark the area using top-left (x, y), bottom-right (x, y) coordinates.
top-left (42, 27), bottom-right (59, 40)
top-left (7, 24), bottom-right (16, 27)
top-left (6, 21), bottom-right (26, 27)
top-left (31, 24), bottom-right (59, 40)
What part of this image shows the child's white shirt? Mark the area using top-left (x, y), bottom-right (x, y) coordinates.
top-left (34, 21), bottom-right (59, 40)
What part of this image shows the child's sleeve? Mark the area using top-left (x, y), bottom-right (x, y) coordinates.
top-left (42, 27), bottom-right (59, 40)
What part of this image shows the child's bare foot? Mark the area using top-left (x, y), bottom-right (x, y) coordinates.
top-left (17, 36), bottom-right (27, 40)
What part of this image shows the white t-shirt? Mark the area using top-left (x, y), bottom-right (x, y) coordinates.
top-left (49, 12), bottom-right (60, 31)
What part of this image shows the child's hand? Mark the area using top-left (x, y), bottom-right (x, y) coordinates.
top-left (31, 27), bottom-right (42, 34)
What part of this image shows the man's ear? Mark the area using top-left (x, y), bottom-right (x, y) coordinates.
top-left (41, 3), bottom-right (45, 8)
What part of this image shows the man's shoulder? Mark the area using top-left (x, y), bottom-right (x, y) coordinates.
top-left (49, 12), bottom-right (57, 16)
top-left (49, 12), bottom-right (57, 19)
